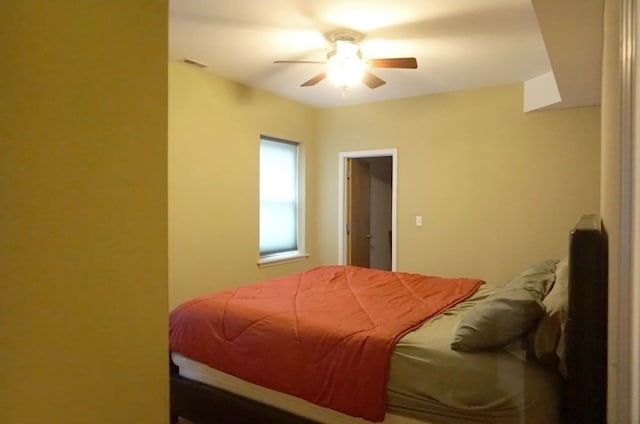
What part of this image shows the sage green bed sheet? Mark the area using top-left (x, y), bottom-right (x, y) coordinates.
top-left (387, 284), bottom-right (564, 424)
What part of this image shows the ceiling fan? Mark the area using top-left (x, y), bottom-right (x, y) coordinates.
top-left (273, 30), bottom-right (418, 89)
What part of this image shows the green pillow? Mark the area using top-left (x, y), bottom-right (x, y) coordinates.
top-left (451, 288), bottom-right (545, 352)
top-left (527, 257), bottom-right (569, 376)
top-left (503, 259), bottom-right (558, 300)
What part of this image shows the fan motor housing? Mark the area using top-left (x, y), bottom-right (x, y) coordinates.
top-left (325, 30), bottom-right (363, 44)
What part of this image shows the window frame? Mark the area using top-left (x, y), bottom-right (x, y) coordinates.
top-left (257, 135), bottom-right (308, 267)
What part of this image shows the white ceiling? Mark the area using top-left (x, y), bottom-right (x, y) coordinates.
top-left (169, 0), bottom-right (603, 109)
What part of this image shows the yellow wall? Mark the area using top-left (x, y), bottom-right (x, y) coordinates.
top-left (169, 65), bottom-right (600, 303)
top-left (0, 2), bottom-right (168, 423)
top-left (315, 85), bottom-right (601, 284)
top-left (169, 62), bottom-right (318, 308)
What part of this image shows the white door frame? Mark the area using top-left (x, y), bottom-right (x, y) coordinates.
top-left (338, 149), bottom-right (397, 271)
top-left (618, 0), bottom-right (638, 420)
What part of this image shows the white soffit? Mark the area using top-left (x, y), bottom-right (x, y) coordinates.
top-left (529, 0), bottom-right (604, 110)
top-left (523, 71), bottom-right (561, 112)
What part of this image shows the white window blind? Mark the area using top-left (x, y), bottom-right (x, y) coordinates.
top-left (259, 137), bottom-right (299, 256)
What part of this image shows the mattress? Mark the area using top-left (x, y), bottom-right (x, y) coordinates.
top-left (172, 284), bottom-right (563, 424)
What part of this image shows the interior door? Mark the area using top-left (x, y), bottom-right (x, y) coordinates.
top-left (347, 158), bottom-right (371, 267)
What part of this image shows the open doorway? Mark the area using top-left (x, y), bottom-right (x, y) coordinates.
top-left (338, 149), bottom-right (397, 271)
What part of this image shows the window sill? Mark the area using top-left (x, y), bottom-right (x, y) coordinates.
top-left (257, 252), bottom-right (309, 268)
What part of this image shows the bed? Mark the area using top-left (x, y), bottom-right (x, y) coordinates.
top-left (169, 214), bottom-right (607, 424)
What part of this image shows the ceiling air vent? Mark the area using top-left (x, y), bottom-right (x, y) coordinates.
top-left (182, 58), bottom-right (207, 68)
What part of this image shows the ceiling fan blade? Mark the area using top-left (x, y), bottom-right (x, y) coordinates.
top-left (362, 71), bottom-right (386, 89)
top-left (368, 57), bottom-right (418, 69)
top-left (301, 72), bottom-right (327, 87)
top-left (274, 60), bottom-right (327, 65)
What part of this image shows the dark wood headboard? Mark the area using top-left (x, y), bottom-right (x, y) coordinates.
top-left (566, 214), bottom-right (608, 423)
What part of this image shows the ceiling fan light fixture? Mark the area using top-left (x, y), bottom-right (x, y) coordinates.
top-left (273, 30), bottom-right (415, 91)
top-left (326, 40), bottom-right (366, 89)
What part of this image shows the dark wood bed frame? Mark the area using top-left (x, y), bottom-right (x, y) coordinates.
top-left (170, 214), bottom-right (608, 424)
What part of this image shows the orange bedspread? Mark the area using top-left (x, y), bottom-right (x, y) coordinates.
top-left (169, 265), bottom-right (483, 422)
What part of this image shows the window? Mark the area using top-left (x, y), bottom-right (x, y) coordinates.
top-left (258, 136), bottom-right (307, 265)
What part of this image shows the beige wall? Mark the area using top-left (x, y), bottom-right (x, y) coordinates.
top-left (315, 85), bottom-right (601, 284)
top-left (169, 62), bottom-right (318, 308)
top-left (0, 2), bottom-right (168, 423)
top-left (169, 69), bottom-right (600, 297)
